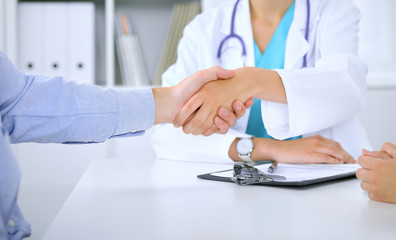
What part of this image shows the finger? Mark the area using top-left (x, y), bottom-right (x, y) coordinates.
top-left (184, 105), bottom-right (212, 134)
top-left (313, 153), bottom-right (343, 164)
top-left (202, 124), bottom-right (220, 137)
top-left (211, 66), bottom-right (235, 80)
top-left (358, 155), bottom-right (375, 170)
top-left (216, 125), bottom-right (228, 134)
top-left (191, 104), bottom-right (218, 135)
top-left (356, 167), bottom-right (371, 182)
top-left (315, 145), bottom-right (352, 163)
top-left (381, 142), bottom-right (396, 158)
top-left (360, 181), bottom-right (373, 192)
top-left (362, 149), bottom-right (391, 159)
top-left (175, 110), bottom-right (195, 128)
top-left (196, 66), bottom-right (235, 86)
top-left (217, 106), bottom-right (237, 127)
top-left (214, 116), bottom-right (230, 133)
top-left (174, 94), bottom-right (203, 128)
top-left (174, 68), bottom-right (228, 104)
top-left (368, 192), bottom-right (381, 202)
top-left (192, 111), bottom-right (216, 136)
top-left (244, 98), bottom-right (254, 109)
top-left (231, 100), bottom-right (246, 119)
top-left (320, 138), bottom-right (356, 163)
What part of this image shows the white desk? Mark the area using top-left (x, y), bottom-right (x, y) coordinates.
top-left (43, 156), bottom-right (396, 240)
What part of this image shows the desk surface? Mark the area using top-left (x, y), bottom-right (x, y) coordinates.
top-left (43, 157), bottom-right (396, 240)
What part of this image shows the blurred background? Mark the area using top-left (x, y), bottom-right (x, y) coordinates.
top-left (1, 0), bottom-right (395, 239)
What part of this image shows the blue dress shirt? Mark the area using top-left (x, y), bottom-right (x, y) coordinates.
top-left (0, 51), bottom-right (155, 239)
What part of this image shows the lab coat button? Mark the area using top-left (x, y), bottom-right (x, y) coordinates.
top-left (8, 219), bottom-right (15, 227)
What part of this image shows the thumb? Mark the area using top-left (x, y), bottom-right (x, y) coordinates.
top-left (215, 66), bottom-right (235, 80)
top-left (381, 142), bottom-right (396, 158)
top-left (198, 66), bottom-right (235, 86)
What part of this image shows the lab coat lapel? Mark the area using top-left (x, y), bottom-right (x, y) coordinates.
top-left (219, 0), bottom-right (255, 68)
top-left (284, 0), bottom-right (310, 69)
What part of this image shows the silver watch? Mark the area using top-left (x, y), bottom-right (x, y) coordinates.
top-left (236, 138), bottom-right (254, 163)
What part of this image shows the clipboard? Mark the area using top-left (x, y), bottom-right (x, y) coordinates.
top-left (197, 163), bottom-right (359, 186)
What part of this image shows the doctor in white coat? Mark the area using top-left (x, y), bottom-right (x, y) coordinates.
top-left (152, 0), bottom-right (370, 163)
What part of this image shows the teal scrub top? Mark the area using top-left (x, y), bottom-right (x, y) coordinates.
top-left (246, 1), bottom-right (300, 140)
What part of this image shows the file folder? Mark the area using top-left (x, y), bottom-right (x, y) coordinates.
top-left (18, 2), bottom-right (44, 75)
top-left (44, 2), bottom-right (67, 79)
top-left (68, 3), bottom-right (95, 84)
top-left (18, 2), bottom-right (95, 84)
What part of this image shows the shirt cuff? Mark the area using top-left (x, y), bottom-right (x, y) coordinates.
top-left (111, 87), bottom-right (155, 135)
top-left (261, 69), bottom-right (294, 139)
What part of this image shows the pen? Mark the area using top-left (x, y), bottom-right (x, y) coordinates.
top-left (267, 162), bottom-right (278, 173)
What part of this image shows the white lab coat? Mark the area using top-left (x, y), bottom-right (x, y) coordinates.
top-left (152, 0), bottom-right (371, 162)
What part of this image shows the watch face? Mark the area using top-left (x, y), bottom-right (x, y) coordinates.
top-left (237, 138), bottom-right (253, 155)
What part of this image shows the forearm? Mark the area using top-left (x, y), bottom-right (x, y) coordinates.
top-left (4, 75), bottom-right (154, 143)
top-left (234, 67), bottom-right (287, 104)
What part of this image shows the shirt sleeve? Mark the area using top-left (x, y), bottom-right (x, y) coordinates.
top-left (0, 51), bottom-right (155, 143)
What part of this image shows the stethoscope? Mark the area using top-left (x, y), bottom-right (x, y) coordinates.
top-left (217, 0), bottom-right (310, 68)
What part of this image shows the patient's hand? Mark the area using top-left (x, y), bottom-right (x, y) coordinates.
top-left (357, 142), bottom-right (396, 203)
top-left (154, 66), bottom-right (235, 125)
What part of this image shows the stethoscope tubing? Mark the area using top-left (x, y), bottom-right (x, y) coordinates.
top-left (217, 0), bottom-right (310, 68)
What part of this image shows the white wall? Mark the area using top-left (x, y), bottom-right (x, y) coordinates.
top-left (358, 87), bottom-right (396, 150)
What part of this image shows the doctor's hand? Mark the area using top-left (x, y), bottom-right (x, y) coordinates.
top-left (153, 66), bottom-right (246, 136)
top-left (356, 142), bottom-right (396, 203)
top-left (229, 135), bottom-right (356, 164)
top-left (271, 135), bottom-right (356, 164)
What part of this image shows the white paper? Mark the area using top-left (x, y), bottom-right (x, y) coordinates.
top-left (211, 163), bottom-right (360, 182)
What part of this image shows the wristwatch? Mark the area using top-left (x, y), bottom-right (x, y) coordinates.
top-left (236, 137), bottom-right (254, 163)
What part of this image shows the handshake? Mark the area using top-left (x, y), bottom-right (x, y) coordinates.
top-left (152, 66), bottom-right (254, 136)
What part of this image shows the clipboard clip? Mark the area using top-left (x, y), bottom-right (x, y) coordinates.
top-left (231, 163), bottom-right (273, 185)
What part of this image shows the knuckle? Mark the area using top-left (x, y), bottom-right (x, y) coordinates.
top-left (326, 156), bottom-right (337, 164)
top-left (369, 186), bottom-right (380, 196)
top-left (368, 193), bottom-right (376, 201)
top-left (182, 126), bottom-right (190, 134)
top-left (311, 136), bottom-right (322, 144)
top-left (371, 161), bottom-right (380, 170)
top-left (202, 122), bottom-right (213, 133)
top-left (184, 104), bottom-right (194, 114)
top-left (356, 170), bottom-right (362, 179)
top-left (368, 175), bottom-right (377, 184)
top-left (383, 142), bottom-right (392, 148)
top-left (360, 181), bottom-right (364, 188)
top-left (217, 128), bottom-right (227, 135)
top-left (328, 147), bottom-right (337, 155)
top-left (314, 135), bottom-right (322, 140)
top-left (190, 117), bottom-right (204, 130)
